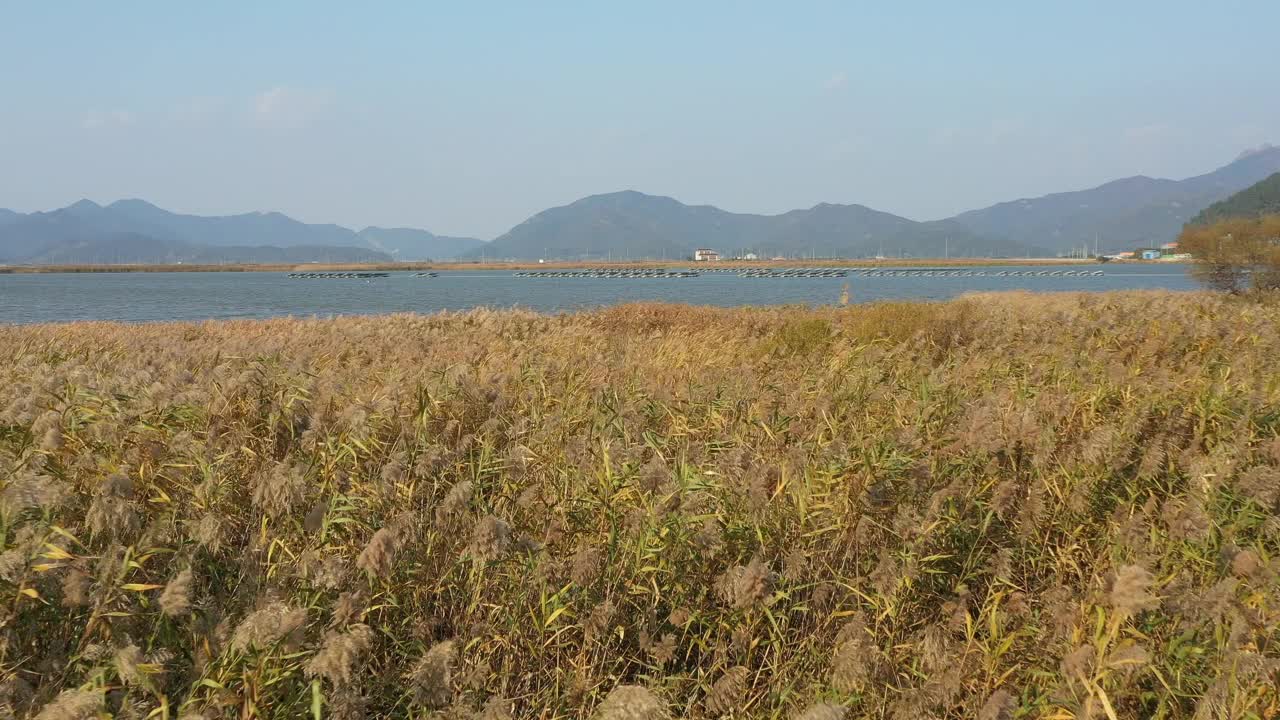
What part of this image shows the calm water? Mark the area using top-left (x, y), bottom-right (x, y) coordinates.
top-left (0, 265), bottom-right (1197, 324)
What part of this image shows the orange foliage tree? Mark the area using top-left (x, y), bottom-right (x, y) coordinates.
top-left (1178, 215), bottom-right (1280, 292)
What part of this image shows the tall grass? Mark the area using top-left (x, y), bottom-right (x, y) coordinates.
top-left (0, 291), bottom-right (1276, 718)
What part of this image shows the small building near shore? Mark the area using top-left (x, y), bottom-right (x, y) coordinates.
top-left (1140, 249), bottom-right (1162, 260)
top-left (694, 248), bottom-right (721, 262)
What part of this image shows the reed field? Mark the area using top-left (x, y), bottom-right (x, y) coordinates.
top-left (0, 291), bottom-right (1277, 719)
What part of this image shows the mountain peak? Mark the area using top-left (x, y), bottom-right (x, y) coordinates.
top-left (65, 199), bottom-right (102, 212)
top-left (1235, 143), bottom-right (1277, 162)
top-left (108, 198), bottom-right (162, 212)
top-left (580, 189), bottom-right (672, 203)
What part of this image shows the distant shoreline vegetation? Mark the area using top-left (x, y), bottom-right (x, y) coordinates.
top-left (0, 257), bottom-right (1120, 274)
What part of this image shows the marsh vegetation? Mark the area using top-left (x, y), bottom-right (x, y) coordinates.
top-left (0, 292), bottom-right (1277, 718)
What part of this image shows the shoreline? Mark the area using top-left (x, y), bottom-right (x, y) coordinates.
top-left (0, 257), bottom-right (1144, 274)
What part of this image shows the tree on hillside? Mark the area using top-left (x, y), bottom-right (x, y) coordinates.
top-left (1178, 215), bottom-right (1280, 293)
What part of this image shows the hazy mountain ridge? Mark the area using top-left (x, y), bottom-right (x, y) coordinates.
top-left (3, 147), bottom-right (1275, 264)
top-left (356, 227), bottom-right (485, 261)
top-left (951, 146), bottom-right (1280, 252)
top-left (1188, 171), bottom-right (1280, 225)
top-left (0, 200), bottom-right (465, 264)
top-left (7, 230), bottom-right (393, 266)
top-left (475, 191), bottom-right (1042, 260)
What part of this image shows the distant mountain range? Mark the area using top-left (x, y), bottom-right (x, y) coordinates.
top-left (0, 199), bottom-right (482, 265)
top-left (476, 191), bottom-right (1034, 260)
top-left (2, 146), bottom-right (1277, 264)
top-left (1188, 170), bottom-right (1280, 226)
top-left (950, 145), bottom-right (1280, 253)
top-left (357, 227), bottom-right (486, 262)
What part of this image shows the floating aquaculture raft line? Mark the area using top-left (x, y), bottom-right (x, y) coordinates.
top-left (737, 269), bottom-right (848, 278)
top-left (514, 270), bottom-right (700, 278)
top-left (851, 269), bottom-right (1106, 278)
top-left (287, 272), bottom-right (391, 279)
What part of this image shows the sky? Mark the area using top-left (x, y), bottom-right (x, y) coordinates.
top-left (2, 1), bottom-right (1278, 239)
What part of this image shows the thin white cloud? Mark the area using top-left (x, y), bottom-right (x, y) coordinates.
top-left (251, 86), bottom-right (332, 129)
top-left (824, 71), bottom-right (848, 91)
top-left (82, 109), bottom-right (135, 129)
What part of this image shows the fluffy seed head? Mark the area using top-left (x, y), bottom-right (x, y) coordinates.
top-left (61, 569), bottom-right (91, 607)
top-left (193, 514), bottom-right (223, 552)
top-left (356, 527), bottom-right (400, 578)
top-left (466, 515), bottom-right (512, 562)
top-left (231, 603), bottom-right (307, 651)
top-left (1109, 564), bottom-right (1159, 617)
top-left (478, 696), bottom-right (514, 720)
top-left (718, 555), bottom-right (774, 610)
top-left (1235, 465), bottom-right (1279, 509)
top-left (1104, 641), bottom-right (1150, 672)
top-left (1230, 549), bottom-right (1262, 578)
top-left (435, 481), bottom-right (474, 528)
top-left (570, 546), bottom-right (603, 586)
top-left (704, 665), bottom-right (750, 716)
top-left (978, 689), bottom-right (1016, 720)
top-left (251, 461), bottom-right (306, 518)
top-left (159, 569), bottom-right (193, 617)
top-left (306, 624), bottom-right (374, 686)
top-left (329, 590), bottom-right (366, 629)
top-left (1061, 644), bottom-right (1095, 679)
top-left (409, 639), bottom-right (456, 709)
top-left (2, 473), bottom-right (68, 515)
top-left (830, 637), bottom-right (872, 692)
top-left (594, 685), bottom-right (668, 720)
top-left (34, 688), bottom-right (104, 720)
top-left (114, 644), bottom-right (145, 685)
top-left (584, 601), bottom-right (615, 646)
top-left (792, 703), bottom-right (846, 720)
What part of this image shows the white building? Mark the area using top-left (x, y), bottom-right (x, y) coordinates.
top-left (694, 248), bottom-right (721, 262)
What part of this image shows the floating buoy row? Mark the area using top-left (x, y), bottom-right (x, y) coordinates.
top-left (994, 269), bottom-right (1105, 277)
top-left (854, 269), bottom-right (1106, 278)
top-left (515, 270), bottom-right (700, 278)
top-left (739, 269), bottom-right (848, 278)
top-left (571, 267), bottom-right (666, 272)
top-left (413, 272), bottom-right (439, 277)
top-left (287, 272), bottom-right (390, 279)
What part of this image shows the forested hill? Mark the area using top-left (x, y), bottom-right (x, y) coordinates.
top-left (1188, 172), bottom-right (1280, 225)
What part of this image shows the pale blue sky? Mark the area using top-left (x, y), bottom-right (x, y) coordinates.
top-left (2, 1), bottom-right (1277, 238)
